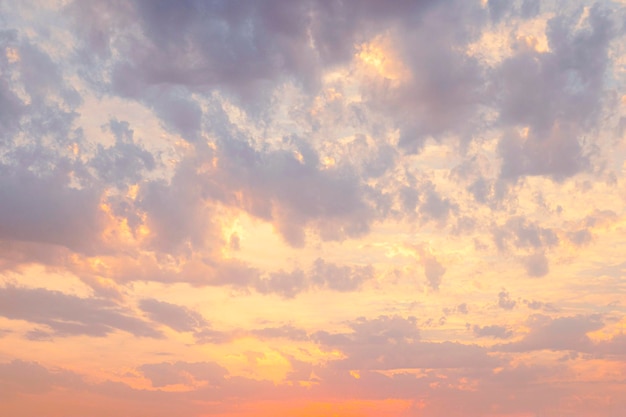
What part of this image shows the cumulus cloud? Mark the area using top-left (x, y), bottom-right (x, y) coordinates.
top-left (498, 290), bottom-right (516, 310)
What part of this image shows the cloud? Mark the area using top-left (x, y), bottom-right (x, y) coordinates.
top-left (457, 303), bottom-right (469, 314)
top-left (251, 324), bottom-right (309, 342)
top-left (566, 228), bottom-right (593, 246)
top-left (495, 4), bottom-right (615, 180)
top-left (473, 324), bottom-right (513, 339)
top-left (358, 2), bottom-right (487, 153)
top-left (139, 361), bottom-right (228, 388)
top-left (0, 167), bottom-right (104, 253)
top-left (0, 360), bottom-right (82, 398)
top-left (255, 269), bottom-right (307, 299)
top-left (255, 258), bottom-right (374, 298)
top-left (0, 285), bottom-right (162, 338)
top-left (138, 299), bottom-right (208, 333)
top-left (90, 120), bottom-right (156, 187)
top-left (314, 315), bottom-right (499, 370)
top-left (498, 289), bottom-right (516, 310)
top-left (523, 251), bottom-right (550, 277)
top-left (524, 299), bottom-right (558, 312)
top-left (418, 182), bottom-right (458, 225)
top-left (423, 255), bottom-right (446, 291)
top-left (0, 32), bottom-right (24, 139)
top-left (492, 216), bottom-right (557, 277)
top-left (310, 258), bottom-right (374, 292)
top-left (497, 314), bottom-right (604, 352)
top-left (211, 131), bottom-right (377, 246)
top-left (493, 216), bottom-right (559, 251)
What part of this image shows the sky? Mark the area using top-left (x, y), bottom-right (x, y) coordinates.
top-left (1, 0), bottom-right (626, 416)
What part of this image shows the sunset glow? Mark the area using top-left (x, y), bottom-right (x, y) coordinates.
top-left (1, 1), bottom-right (626, 416)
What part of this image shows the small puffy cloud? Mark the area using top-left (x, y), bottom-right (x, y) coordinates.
top-left (566, 229), bottom-right (593, 246)
top-left (424, 256), bottom-right (446, 291)
top-left (498, 289), bottom-right (516, 310)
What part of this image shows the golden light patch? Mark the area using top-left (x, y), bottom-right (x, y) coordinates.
top-left (516, 34), bottom-right (550, 53)
top-left (325, 87), bottom-right (342, 101)
top-left (566, 358), bottom-right (626, 383)
top-left (588, 316), bottom-right (626, 342)
top-left (356, 36), bottom-right (409, 83)
top-left (321, 156), bottom-right (335, 168)
top-left (5, 47), bottom-right (19, 63)
top-left (217, 338), bottom-right (293, 383)
top-left (87, 257), bottom-right (106, 270)
top-left (67, 142), bottom-right (80, 157)
top-left (467, 18), bottom-right (551, 65)
top-left (126, 184), bottom-right (139, 200)
top-left (137, 224), bottom-right (150, 238)
top-left (349, 370), bottom-right (361, 379)
top-left (519, 126), bottom-right (530, 139)
top-left (218, 211), bottom-right (245, 258)
top-left (197, 157), bottom-right (218, 174)
top-left (363, 241), bottom-right (409, 260)
top-left (100, 200), bottom-right (150, 246)
top-left (466, 29), bottom-right (511, 65)
top-left (93, 276), bottom-right (120, 293)
top-left (175, 138), bottom-right (193, 151)
top-left (254, 350), bottom-right (292, 381)
top-left (311, 87), bottom-right (346, 116)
